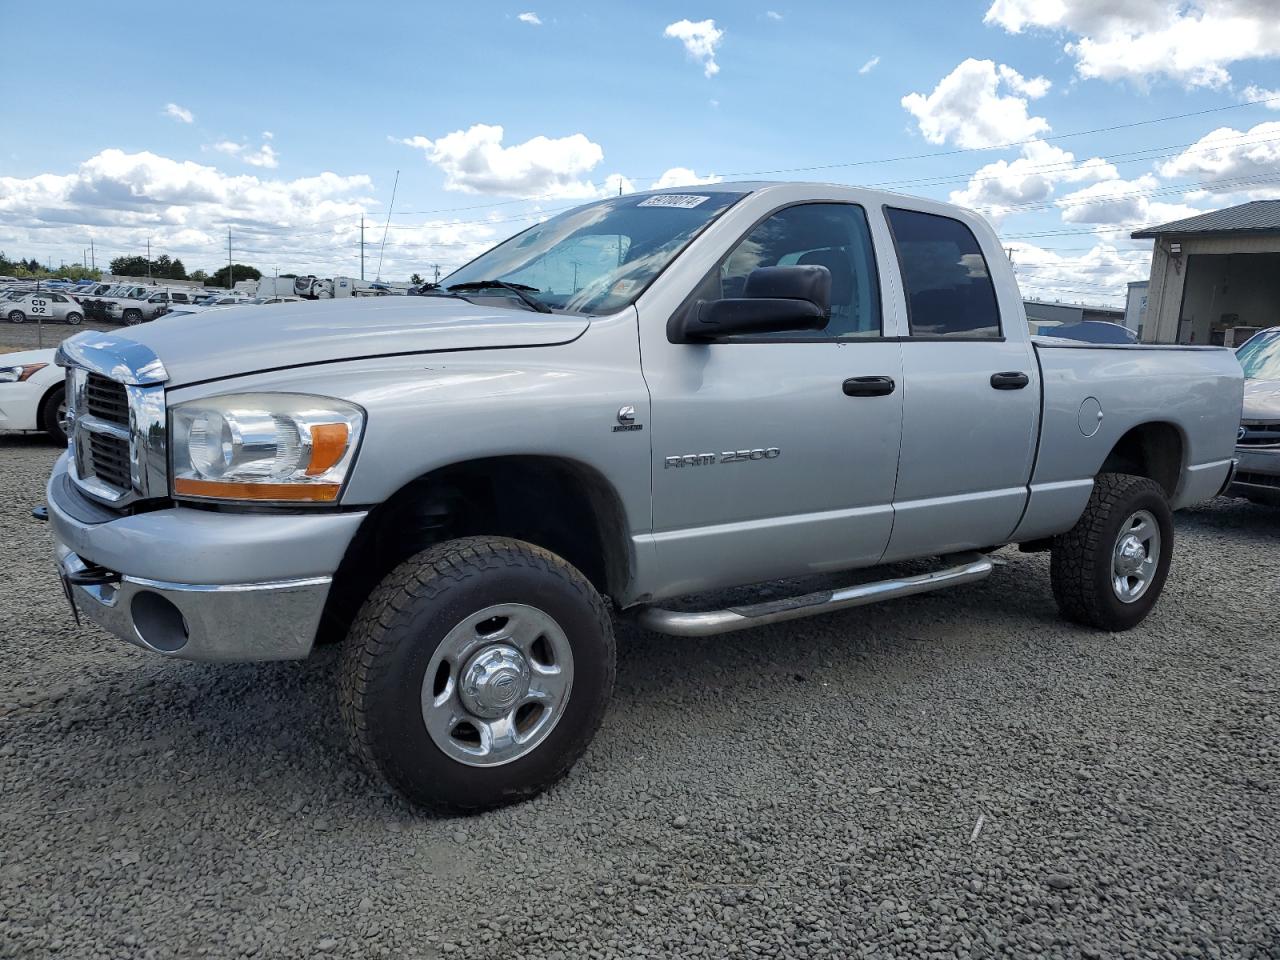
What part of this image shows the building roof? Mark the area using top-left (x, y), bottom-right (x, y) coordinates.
top-left (1131, 199), bottom-right (1280, 239)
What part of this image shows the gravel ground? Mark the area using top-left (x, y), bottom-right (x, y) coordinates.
top-left (0, 317), bottom-right (117, 355)
top-left (2, 432), bottom-right (1278, 959)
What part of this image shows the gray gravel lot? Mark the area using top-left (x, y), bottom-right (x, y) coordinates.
top-left (0, 318), bottom-right (117, 355)
top-left (2, 432), bottom-right (1278, 959)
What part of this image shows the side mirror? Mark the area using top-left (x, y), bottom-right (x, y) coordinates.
top-left (679, 265), bottom-right (831, 341)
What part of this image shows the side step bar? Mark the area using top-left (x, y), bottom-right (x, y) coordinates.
top-left (629, 552), bottom-right (993, 638)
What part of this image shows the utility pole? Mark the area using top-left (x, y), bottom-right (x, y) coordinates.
top-left (433, 263), bottom-right (440, 283)
top-left (228, 228), bottom-right (233, 289)
top-left (90, 238), bottom-right (95, 271)
top-left (146, 238), bottom-right (152, 282)
top-left (360, 215), bottom-right (366, 282)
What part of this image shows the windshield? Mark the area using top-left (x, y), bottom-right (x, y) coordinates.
top-left (441, 191), bottom-right (748, 314)
top-left (1237, 329), bottom-right (1280, 380)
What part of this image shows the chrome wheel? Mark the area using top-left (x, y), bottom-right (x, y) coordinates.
top-left (421, 602), bottom-right (574, 767)
top-left (1112, 509), bottom-right (1160, 603)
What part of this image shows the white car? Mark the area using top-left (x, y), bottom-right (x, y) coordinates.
top-left (5, 292), bottom-right (84, 325)
top-left (0, 349), bottom-right (66, 442)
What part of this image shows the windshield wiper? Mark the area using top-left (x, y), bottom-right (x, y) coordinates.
top-left (446, 280), bottom-right (552, 314)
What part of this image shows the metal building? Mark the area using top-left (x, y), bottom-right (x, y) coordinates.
top-left (1133, 200), bottom-right (1280, 345)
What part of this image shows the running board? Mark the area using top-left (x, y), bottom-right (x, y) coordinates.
top-left (629, 552), bottom-right (993, 638)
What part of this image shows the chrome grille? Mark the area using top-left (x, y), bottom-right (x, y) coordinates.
top-left (1238, 421), bottom-right (1280, 448)
top-left (86, 429), bottom-right (132, 490)
top-left (85, 374), bottom-right (129, 426)
top-left (57, 333), bottom-right (169, 508)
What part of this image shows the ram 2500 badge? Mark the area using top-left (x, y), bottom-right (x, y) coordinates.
top-left (43, 183), bottom-right (1243, 812)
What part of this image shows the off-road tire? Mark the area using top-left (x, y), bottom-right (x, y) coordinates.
top-left (338, 536), bottom-right (615, 814)
top-left (39, 385), bottom-right (67, 444)
top-left (1050, 472), bottom-right (1173, 631)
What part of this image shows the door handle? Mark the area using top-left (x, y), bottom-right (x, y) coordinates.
top-left (843, 375), bottom-right (896, 397)
top-left (990, 371), bottom-right (1030, 390)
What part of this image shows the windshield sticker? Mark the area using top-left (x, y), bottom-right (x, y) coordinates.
top-left (638, 194), bottom-right (710, 209)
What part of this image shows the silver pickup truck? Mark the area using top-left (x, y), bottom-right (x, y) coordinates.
top-left (44, 182), bottom-right (1242, 813)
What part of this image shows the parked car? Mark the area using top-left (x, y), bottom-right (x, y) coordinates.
top-left (1228, 326), bottom-right (1280, 504)
top-left (1045, 320), bottom-right (1139, 344)
top-left (5, 291), bottom-right (84, 325)
top-left (104, 289), bottom-right (195, 325)
top-left (43, 182), bottom-right (1242, 814)
top-left (0, 348), bottom-right (66, 441)
top-left (82, 285), bottom-right (150, 321)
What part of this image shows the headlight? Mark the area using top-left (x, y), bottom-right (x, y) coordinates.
top-left (170, 393), bottom-right (364, 503)
top-left (0, 362), bottom-right (47, 383)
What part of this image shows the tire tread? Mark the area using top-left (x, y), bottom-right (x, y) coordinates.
top-left (337, 536), bottom-right (613, 814)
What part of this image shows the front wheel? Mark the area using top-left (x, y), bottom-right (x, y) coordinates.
top-left (1050, 473), bottom-right (1174, 631)
top-left (8, 310), bottom-right (24, 324)
top-left (65, 311), bottom-right (82, 325)
top-left (338, 536), bottom-right (615, 814)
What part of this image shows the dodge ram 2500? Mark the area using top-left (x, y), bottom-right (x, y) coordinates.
top-left (43, 182), bottom-right (1243, 812)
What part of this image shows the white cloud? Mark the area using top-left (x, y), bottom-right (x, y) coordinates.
top-left (517, 11), bottom-right (542, 25)
top-left (0, 149), bottom-right (510, 279)
top-left (243, 144), bottom-right (279, 169)
top-left (401, 124), bottom-right (605, 197)
top-left (649, 167), bottom-right (723, 189)
top-left (164, 103), bottom-right (194, 124)
top-left (210, 139), bottom-right (279, 169)
top-left (996, 63), bottom-right (1051, 99)
top-left (1011, 241), bottom-right (1154, 306)
top-left (664, 19), bottom-right (724, 78)
top-left (902, 58), bottom-right (1051, 148)
top-left (950, 139), bottom-right (1117, 222)
top-left (1055, 174), bottom-right (1202, 228)
top-left (1156, 121), bottom-right (1280, 196)
top-left (766, 10), bottom-right (783, 20)
top-left (262, 130), bottom-right (275, 139)
top-left (858, 55), bottom-right (880, 75)
top-left (1242, 85), bottom-right (1280, 108)
top-left (984, 0), bottom-right (1280, 89)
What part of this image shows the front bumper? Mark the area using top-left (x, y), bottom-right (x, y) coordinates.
top-left (1229, 446), bottom-right (1280, 503)
top-left (46, 452), bottom-right (367, 661)
top-left (55, 545), bottom-right (331, 661)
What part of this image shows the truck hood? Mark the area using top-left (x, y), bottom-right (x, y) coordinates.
top-left (1243, 378), bottom-right (1280, 421)
top-left (98, 296), bottom-right (590, 386)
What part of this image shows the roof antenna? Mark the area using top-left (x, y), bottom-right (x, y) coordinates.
top-left (375, 169), bottom-right (399, 282)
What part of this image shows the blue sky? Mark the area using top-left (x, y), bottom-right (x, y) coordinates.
top-left (4, 0), bottom-right (1280, 302)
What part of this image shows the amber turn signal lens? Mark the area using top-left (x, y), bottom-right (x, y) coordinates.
top-left (306, 422), bottom-right (350, 476)
top-left (173, 478), bottom-right (342, 501)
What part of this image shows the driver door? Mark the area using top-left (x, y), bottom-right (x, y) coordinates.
top-left (640, 202), bottom-right (904, 599)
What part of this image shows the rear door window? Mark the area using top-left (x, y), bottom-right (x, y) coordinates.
top-left (885, 207), bottom-right (1001, 339)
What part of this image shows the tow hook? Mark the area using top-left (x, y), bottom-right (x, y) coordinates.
top-left (31, 505), bottom-right (48, 522)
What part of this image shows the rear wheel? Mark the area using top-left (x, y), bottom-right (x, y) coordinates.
top-left (39, 386), bottom-right (68, 444)
top-left (1050, 473), bottom-right (1173, 631)
top-left (8, 310), bottom-right (24, 324)
top-left (339, 536), bottom-right (615, 814)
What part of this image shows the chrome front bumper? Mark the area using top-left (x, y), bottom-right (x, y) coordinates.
top-left (55, 545), bottom-right (331, 661)
top-left (46, 451), bottom-right (366, 662)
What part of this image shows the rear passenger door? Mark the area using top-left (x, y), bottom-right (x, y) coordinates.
top-left (881, 206), bottom-right (1040, 562)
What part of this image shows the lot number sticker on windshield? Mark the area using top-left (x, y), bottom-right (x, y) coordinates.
top-left (638, 195), bottom-right (710, 209)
